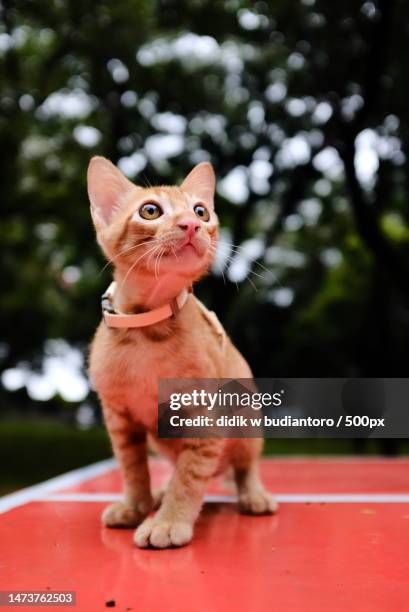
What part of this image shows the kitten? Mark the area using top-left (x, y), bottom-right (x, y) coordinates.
top-left (88, 157), bottom-right (277, 549)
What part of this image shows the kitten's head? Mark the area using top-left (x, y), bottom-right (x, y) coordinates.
top-left (87, 157), bottom-right (218, 282)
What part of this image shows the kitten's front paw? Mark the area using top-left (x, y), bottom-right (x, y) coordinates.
top-left (102, 501), bottom-right (147, 528)
top-left (134, 516), bottom-right (193, 549)
top-left (238, 489), bottom-right (278, 515)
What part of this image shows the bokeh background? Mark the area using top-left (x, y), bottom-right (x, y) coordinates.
top-left (2, 0), bottom-right (409, 492)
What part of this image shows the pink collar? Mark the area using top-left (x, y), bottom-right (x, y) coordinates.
top-left (101, 282), bottom-right (190, 329)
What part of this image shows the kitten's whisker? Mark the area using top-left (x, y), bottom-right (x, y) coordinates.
top-left (119, 246), bottom-right (158, 291)
top-left (249, 269), bottom-right (265, 280)
top-left (157, 249), bottom-right (165, 277)
top-left (147, 246), bottom-right (160, 276)
top-left (247, 275), bottom-right (258, 291)
top-left (153, 249), bottom-right (158, 279)
top-left (98, 239), bottom-right (161, 275)
top-left (154, 248), bottom-right (164, 279)
top-left (223, 251), bottom-right (266, 282)
top-left (220, 252), bottom-right (259, 292)
top-left (117, 244), bottom-right (159, 295)
top-left (99, 244), bottom-right (141, 275)
top-left (209, 245), bottom-right (226, 286)
top-left (208, 246), bottom-right (234, 289)
top-left (226, 243), bottom-right (283, 288)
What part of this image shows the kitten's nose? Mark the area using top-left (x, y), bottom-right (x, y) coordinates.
top-left (177, 218), bottom-right (200, 239)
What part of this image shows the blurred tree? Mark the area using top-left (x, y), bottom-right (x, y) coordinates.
top-left (1, 0), bottom-right (409, 412)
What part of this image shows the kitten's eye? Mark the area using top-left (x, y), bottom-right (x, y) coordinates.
top-left (193, 204), bottom-right (210, 222)
top-left (139, 202), bottom-right (163, 220)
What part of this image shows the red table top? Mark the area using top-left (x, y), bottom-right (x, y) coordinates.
top-left (1, 457), bottom-right (408, 611)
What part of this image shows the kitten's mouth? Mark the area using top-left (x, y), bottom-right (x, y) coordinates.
top-left (170, 237), bottom-right (206, 257)
top-left (154, 237), bottom-right (209, 267)
top-left (178, 242), bottom-right (198, 254)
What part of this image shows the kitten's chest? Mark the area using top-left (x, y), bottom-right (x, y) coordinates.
top-left (89, 324), bottom-right (207, 428)
top-left (91, 333), bottom-right (182, 390)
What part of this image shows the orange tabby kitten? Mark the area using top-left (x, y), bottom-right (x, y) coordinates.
top-left (88, 157), bottom-right (277, 548)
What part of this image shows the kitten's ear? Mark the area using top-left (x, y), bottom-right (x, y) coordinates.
top-left (87, 156), bottom-right (135, 229)
top-left (181, 162), bottom-right (216, 208)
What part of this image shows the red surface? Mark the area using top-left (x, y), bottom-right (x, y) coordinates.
top-left (59, 457), bottom-right (409, 495)
top-left (1, 459), bottom-right (409, 612)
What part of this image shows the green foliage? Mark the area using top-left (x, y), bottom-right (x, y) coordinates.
top-left (0, 420), bottom-right (111, 493)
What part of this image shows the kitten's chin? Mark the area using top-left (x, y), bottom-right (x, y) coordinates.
top-left (156, 247), bottom-right (212, 277)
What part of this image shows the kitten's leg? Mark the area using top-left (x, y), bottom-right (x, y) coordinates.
top-left (102, 408), bottom-right (152, 528)
top-left (151, 485), bottom-right (167, 510)
top-left (233, 439), bottom-right (278, 515)
top-left (134, 440), bottom-right (220, 548)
